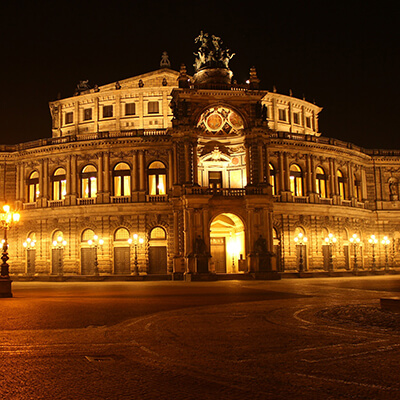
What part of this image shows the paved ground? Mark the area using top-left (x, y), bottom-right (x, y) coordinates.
top-left (1, 276), bottom-right (400, 399)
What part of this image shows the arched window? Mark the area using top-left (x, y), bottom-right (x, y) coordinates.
top-left (316, 167), bottom-right (327, 198)
top-left (52, 168), bottom-right (66, 200)
top-left (150, 226), bottom-right (166, 240)
top-left (337, 170), bottom-right (345, 199)
top-left (290, 164), bottom-right (303, 196)
top-left (81, 229), bottom-right (95, 243)
top-left (269, 163), bottom-right (276, 195)
top-left (114, 227), bottom-right (130, 241)
top-left (113, 162), bottom-right (131, 197)
top-left (28, 171), bottom-right (40, 203)
top-left (81, 165), bottom-right (97, 198)
top-left (148, 161), bottom-right (166, 195)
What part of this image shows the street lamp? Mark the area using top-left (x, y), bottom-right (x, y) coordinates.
top-left (88, 235), bottom-right (104, 276)
top-left (294, 232), bottom-right (307, 272)
top-left (0, 204), bottom-right (20, 297)
top-left (324, 233), bottom-right (337, 272)
top-left (52, 235), bottom-right (67, 275)
top-left (128, 233), bottom-right (144, 275)
top-left (23, 237), bottom-right (37, 275)
top-left (368, 235), bottom-right (378, 271)
top-left (381, 236), bottom-right (390, 272)
top-left (349, 234), bottom-right (361, 272)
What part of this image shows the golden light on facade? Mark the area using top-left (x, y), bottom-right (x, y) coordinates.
top-left (129, 234), bottom-right (144, 275)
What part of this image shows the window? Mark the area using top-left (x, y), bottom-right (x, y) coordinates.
top-left (148, 161), bottom-right (166, 195)
top-left (103, 105), bottom-right (113, 118)
top-left (125, 103), bottom-right (136, 115)
top-left (83, 108), bottom-right (92, 121)
top-left (114, 227), bottom-right (130, 241)
top-left (65, 112), bottom-right (73, 124)
top-left (52, 168), bottom-right (67, 200)
top-left (28, 171), bottom-right (40, 203)
top-left (278, 109), bottom-right (286, 121)
top-left (269, 163), bottom-right (276, 195)
top-left (290, 164), bottom-right (303, 196)
top-left (148, 101), bottom-right (159, 114)
top-left (305, 116), bottom-right (311, 128)
top-left (316, 167), bottom-right (327, 198)
top-left (337, 170), bottom-right (345, 199)
top-left (293, 112), bottom-right (300, 125)
top-left (150, 227), bottom-right (166, 240)
top-left (209, 171), bottom-right (223, 191)
top-left (81, 165), bottom-right (97, 198)
top-left (81, 229), bottom-right (95, 242)
top-left (113, 162), bottom-right (131, 196)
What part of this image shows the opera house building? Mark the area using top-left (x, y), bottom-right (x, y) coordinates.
top-left (1, 33), bottom-right (399, 280)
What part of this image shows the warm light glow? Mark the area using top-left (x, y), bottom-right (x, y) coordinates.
top-left (3, 205), bottom-right (10, 213)
top-left (382, 236), bottom-right (390, 245)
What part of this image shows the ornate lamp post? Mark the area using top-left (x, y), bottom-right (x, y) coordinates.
top-left (23, 237), bottom-right (37, 275)
top-left (324, 233), bottom-right (337, 272)
top-left (128, 233), bottom-right (144, 275)
top-left (381, 236), bottom-right (390, 272)
top-left (52, 235), bottom-right (67, 275)
top-left (88, 235), bottom-right (104, 276)
top-left (368, 235), bottom-right (378, 271)
top-left (349, 234), bottom-right (361, 272)
top-left (294, 232), bottom-right (307, 272)
top-left (0, 204), bottom-right (20, 297)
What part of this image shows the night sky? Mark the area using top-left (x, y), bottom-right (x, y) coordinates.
top-left (0, 1), bottom-right (398, 149)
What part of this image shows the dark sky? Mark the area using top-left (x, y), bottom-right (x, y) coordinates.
top-left (0, 1), bottom-right (398, 149)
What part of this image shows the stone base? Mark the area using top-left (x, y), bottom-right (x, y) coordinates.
top-left (0, 279), bottom-right (13, 298)
top-left (380, 298), bottom-right (400, 313)
top-left (250, 272), bottom-right (281, 280)
top-left (184, 273), bottom-right (218, 282)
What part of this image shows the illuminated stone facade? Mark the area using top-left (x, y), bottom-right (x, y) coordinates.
top-left (1, 43), bottom-right (400, 278)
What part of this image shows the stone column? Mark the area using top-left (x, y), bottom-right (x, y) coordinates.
top-left (97, 153), bottom-right (103, 202)
top-left (168, 149), bottom-right (174, 190)
top-left (139, 150), bottom-right (145, 191)
top-left (192, 142), bottom-right (198, 185)
top-left (132, 151), bottom-right (138, 192)
top-left (258, 141), bottom-right (264, 184)
top-left (104, 152), bottom-right (110, 202)
top-left (265, 147), bottom-right (271, 189)
top-left (245, 143), bottom-right (251, 186)
top-left (184, 142), bottom-right (190, 184)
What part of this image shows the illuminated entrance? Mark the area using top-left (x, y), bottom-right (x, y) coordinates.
top-left (210, 213), bottom-right (245, 273)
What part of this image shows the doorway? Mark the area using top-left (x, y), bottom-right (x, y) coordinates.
top-left (210, 213), bottom-right (245, 273)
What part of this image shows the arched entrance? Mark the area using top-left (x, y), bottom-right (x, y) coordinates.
top-left (148, 227), bottom-right (168, 274)
top-left (210, 213), bottom-right (245, 273)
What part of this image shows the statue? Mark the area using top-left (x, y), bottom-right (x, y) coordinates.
top-left (160, 51), bottom-right (171, 68)
top-left (76, 80), bottom-right (91, 93)
top-left (254, 235), bottom-right (268, 254)
top-left (193, 31), bottom-right (235, 72)
top-left (194, 235), bottom-right (207, 255)
top-left (389, 180), bottom-right (399, 200)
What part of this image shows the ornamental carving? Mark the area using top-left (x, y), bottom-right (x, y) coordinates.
top-left (197, 106), bottom-right (244, 136)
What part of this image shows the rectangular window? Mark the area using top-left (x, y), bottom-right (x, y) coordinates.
top-left (125, 103), bottom-right (136, 115)
top-left (103, 105), bottom-right (113, 118)
top-left (293, 112), bottom-right (299, 125)
top-left (306, 116), bottom-right (311, 128)
top-left (278, 109), bottom-right (286, 121)
top-left (148, 101), bottom-right (159, 114)
top-left (65, 112), bottom-right (73, 124)
top-left (83, 108), bottom-right (92, 121)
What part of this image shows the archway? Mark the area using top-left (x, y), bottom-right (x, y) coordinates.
top-left (210, 213), bottom-right (245, 273)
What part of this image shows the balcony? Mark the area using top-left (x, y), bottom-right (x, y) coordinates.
top-left (48, 200), bottom-right (64, 208)
top-left (111, 196), bottom-right (131, 204)
top-left (146, 195), bottom-right (169, 202)
top-left (77, 198), bottom-right (96, 205)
